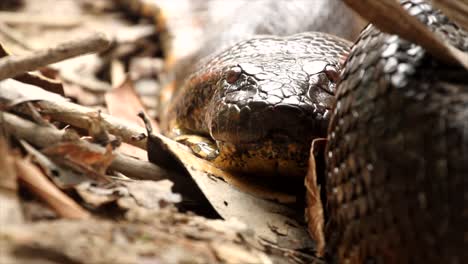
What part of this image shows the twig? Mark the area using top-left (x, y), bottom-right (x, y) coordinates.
top-left (0, 33), bottom-right (111, 81)
top-left (0, 80), bottom-right (147, 149)
top-left (15, 158), bottom-right (90, 219)
top-left (0, 111), bottom-right (171, 181)
top-left (35, 100), bottom-right (148, 149)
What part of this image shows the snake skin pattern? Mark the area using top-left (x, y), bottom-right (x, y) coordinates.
top-left (162, 0), bottom-right (360, 177)
top-left (324, 1), bottom-right (468, 263)
top-left (165, 33), bottom-right (350, 177)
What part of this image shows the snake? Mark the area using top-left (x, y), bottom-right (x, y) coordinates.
top-left (161, 0), bottom-right (359, 178)
top-left (159, 0), bottom-right (467, 263)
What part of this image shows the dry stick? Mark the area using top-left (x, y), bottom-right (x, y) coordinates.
top-left (0, 33), bottom-right (111, 81)
top-left (0, 111), bottom-right (171, 181)
top-left (343, 0), bottom-right (468, 69)
top-left (0, 80), bottom-right (147, 150)
top-left (35, 100), bottom-right (148, 150)
top-left (15, 158), bottom-right (90, 219)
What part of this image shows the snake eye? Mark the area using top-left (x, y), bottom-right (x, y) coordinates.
top-left (324, 65), bottom-right (340, 83)
top-left (225, 66), bottom-right (242, 84)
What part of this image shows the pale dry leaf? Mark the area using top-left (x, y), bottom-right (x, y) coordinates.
top-left (122, 180), bottom-right (181, 210)
top-left (76, 179), bottom-right (180, 211)
top-left (147, 133), bottom-right (314, 251)
top-left (0, 79), bottom-right (67, 107)
top-left (304, 139), bottom-right (326, 257)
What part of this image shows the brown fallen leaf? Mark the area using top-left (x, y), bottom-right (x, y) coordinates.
top-left (42, 142), bottom-right (115, 183)
top-left (20, 140), bottom-right (88, 189)
top-left (105, 74), bottom-right (158, 161)
top-left (144, 130), bottom-right (314, 251)
top-left (15, 158), bottom-right (90, 219)
top-left (304, 139), bottom-right (327, 257)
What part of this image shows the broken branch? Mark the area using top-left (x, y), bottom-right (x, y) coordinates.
top-left (16, 158), bottom-right (90, 219)
top-left (0, 111), bottom-right (171, 181)
top-left (0, 33), bottom-right (111, 80)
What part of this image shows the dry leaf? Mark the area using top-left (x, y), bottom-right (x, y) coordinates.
top-left (42, 142), bottom-right (115, 182)
top-left (105, 77), bottom-right (158, 160)
top-left (146, 132), bottom-right (314, 251)
top-left (304, 139), bottom-right (327, 257)
top-left (120, 180), bottom-right (181, 210)
top-left (0, 79), bottom-right (67, 107)
top-left (20, 140), bottom-right (88, 189)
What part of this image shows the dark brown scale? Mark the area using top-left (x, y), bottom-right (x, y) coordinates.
top-left (324, 1), bottom-right (468, 263)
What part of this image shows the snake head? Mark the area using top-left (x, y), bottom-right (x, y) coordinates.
top-left (206, 58), bottom-right (342, 145)
top-left (171, 32), bottom-right (350, 176)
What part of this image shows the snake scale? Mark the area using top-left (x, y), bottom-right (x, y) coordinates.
top-left (158, 0), bottom-right (467, 263)
top-left (324, 1), bottom-right (467, 263)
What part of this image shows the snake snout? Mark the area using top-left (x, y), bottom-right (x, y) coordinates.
top-left (207, 69), bottom-right (334, 145)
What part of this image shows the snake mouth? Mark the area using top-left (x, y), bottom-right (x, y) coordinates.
top-left (207, 96), bottom-right (332, 145)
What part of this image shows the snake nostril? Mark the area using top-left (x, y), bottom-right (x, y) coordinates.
top-left (225, 66), bottom-right (242, 84)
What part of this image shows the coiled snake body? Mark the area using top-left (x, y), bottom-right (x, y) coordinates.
top-left (325, 1), bottom-right (467, 263)
top-left (162, 0), bottom-right (467, 262)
